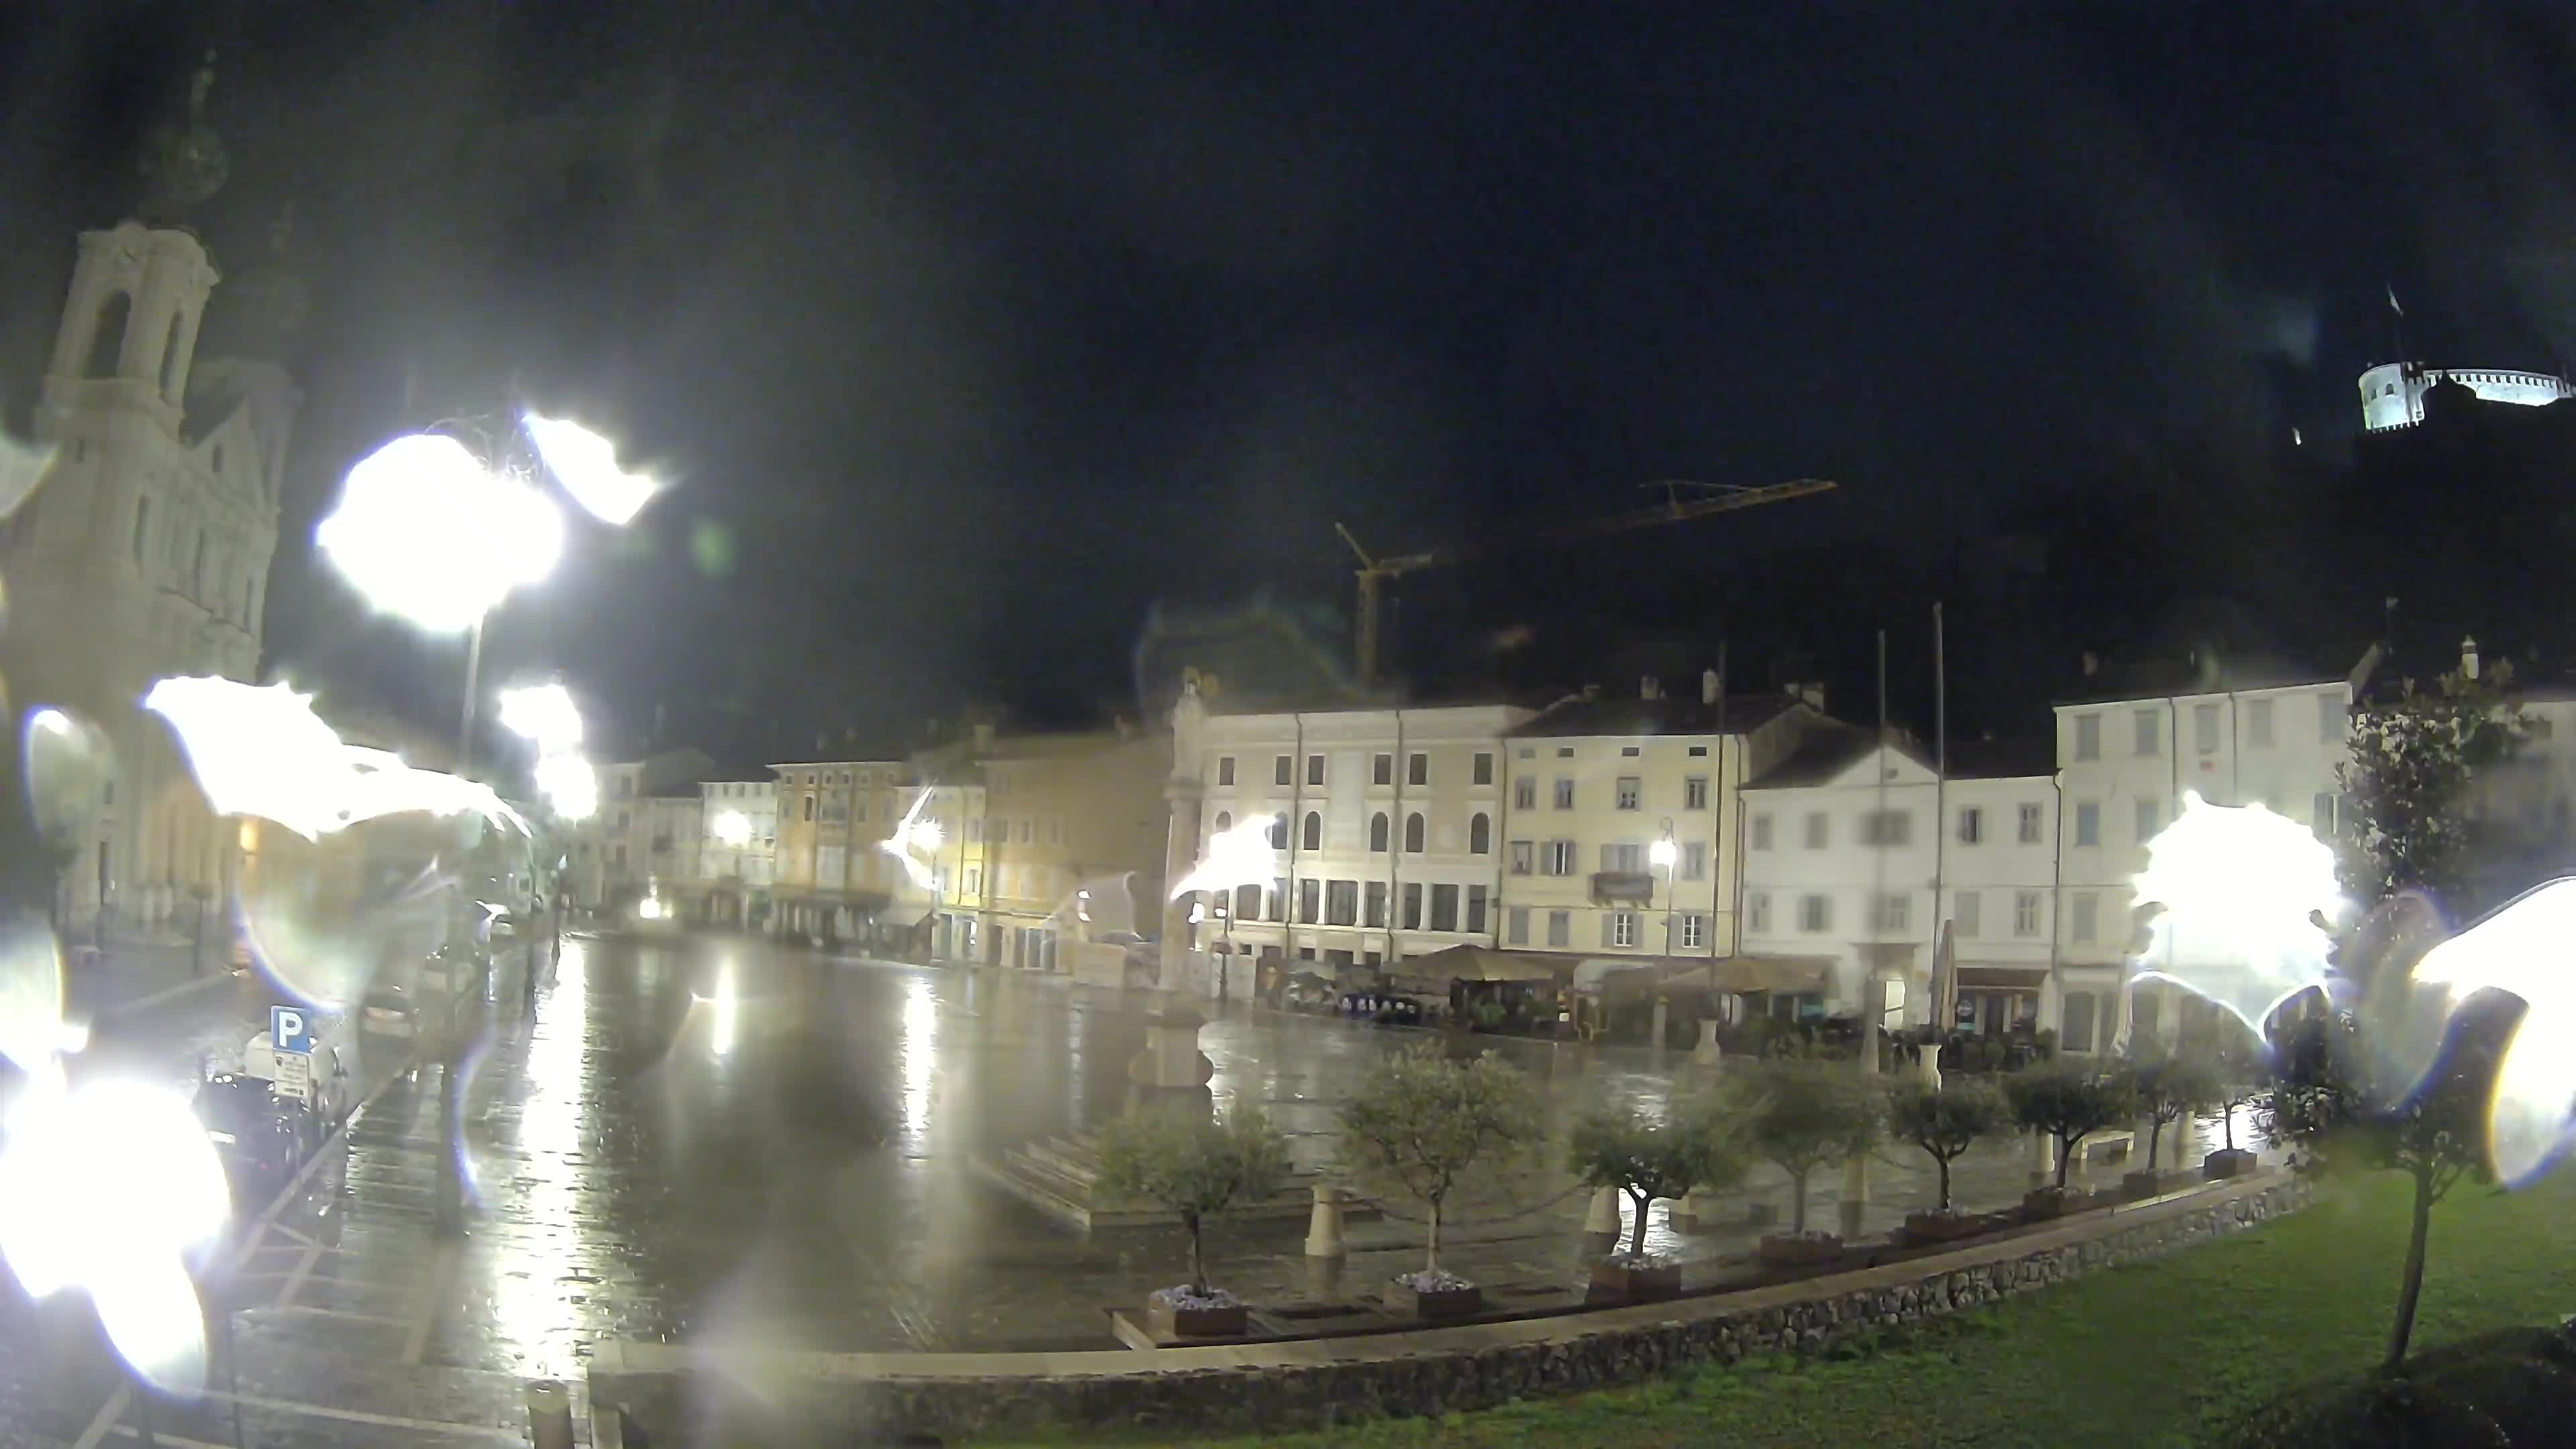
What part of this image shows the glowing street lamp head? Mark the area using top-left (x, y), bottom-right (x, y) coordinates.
top-left (907, 819), bottom-right (944, 853)
top-left (317, 433), bottom-right (562, 633)
top-left (521, 411), bottom-right (659, 525)
top-left (1650, 838), bottom-right (1679, 870)
top-left (496, 683), bottom-right (584, 754)
top-left (532, 752), bottom-right (598, 822)
top-left (712, 810), bottom-right (750, 847)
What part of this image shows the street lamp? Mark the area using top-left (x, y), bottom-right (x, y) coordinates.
top-left (1650, 818), bottom-right (1678, 956)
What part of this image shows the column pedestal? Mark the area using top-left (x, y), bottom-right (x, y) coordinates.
top-left (1693, 1016), bottom-right (1723, 1067)
top-left (1836, 1153), bottom-right (1869, 1240)
top-left (1584, 1185), bottom-right (1622, 1236)
top-left (1303, 1183), bottom-right (1347, 1258)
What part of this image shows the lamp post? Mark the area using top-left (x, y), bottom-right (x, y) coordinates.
top-left (1650, 818), bottom-right (1678, 955)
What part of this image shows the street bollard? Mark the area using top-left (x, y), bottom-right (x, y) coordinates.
top-left (525, 1379), bottom-right (573, 1448)
top-left (1303, 1182), bottom-right (1346, 1258)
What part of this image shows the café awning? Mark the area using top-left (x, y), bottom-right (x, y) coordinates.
top-left (1670, 953), bottom-right (1836, 995)
top-left (1406, 945), bottom-right (1566, 983)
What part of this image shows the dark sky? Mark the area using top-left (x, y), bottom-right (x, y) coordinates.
top-left (6, 3), bottom-right (2576, 756)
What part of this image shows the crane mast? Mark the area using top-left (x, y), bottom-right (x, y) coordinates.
top-left (1336, 477), bottom-right (1837, 684)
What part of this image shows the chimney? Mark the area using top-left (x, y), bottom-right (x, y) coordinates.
top-left (1701, 668), bottom-right (1720, 705)
top-left (2461, 635), bottom-right (2481, 681)
top-left (1582, 682), bottom-right (1601, 701)
top-left (2082, 651), bottom-right (2100, 678)
top-left (1797, 682), bottom-right (1825, 712)
top-left (1641, 675), bottom-right (1660, 700)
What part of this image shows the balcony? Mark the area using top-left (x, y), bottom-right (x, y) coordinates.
top-left (1589, 871), bottom-right (1654, 905)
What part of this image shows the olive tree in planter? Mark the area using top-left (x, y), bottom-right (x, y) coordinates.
top-left (2004, 1059), bottom-right (2141, 1216)
top-left (1567, 1099), bottom-right (1745, 1300)
top-left (2203, 1029), bottom-right (2270, 1179)
top-left (1731, 1058), bottom-right (1886, 1264)
top-left (1339, 1041), bottom-right (1543, 1319)
top-left (2121, 1050), bottom-right (2222, 1197)
top-left (1888, 1077), bottom-right (2008, 1243)
top-left (1094, 1101), bottom-right (1291, 1338)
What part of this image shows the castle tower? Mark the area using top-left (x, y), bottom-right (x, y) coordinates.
top-left (1, 52), bottom-right (302, 932)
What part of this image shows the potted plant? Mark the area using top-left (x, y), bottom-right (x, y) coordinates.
top-left (2004, 1059), bottom-right (2141, 1218)
top-left (1339, 1040), bottom-right (1542, 1320)
top-left (2121, 1050), bottom-right (2222, 1198)
top-left (1889, 1077), bottom-right (2008, 1244)
top-left (1094, 1101), bottom-right (1291, 1339)
top-left (1729, 1058), bottom-right (1886, 1265)
top-left (1568, 1099), bottom-right (1744, 1301)
top-left (2203, 1028), bottom-right (2268, 1179)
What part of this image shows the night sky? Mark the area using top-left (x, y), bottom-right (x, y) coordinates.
top-left (6, 3), bottom-right (2575, 758)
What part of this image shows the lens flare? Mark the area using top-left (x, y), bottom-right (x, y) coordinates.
top-left (711, 810), bottom-right (750, 847)
top-left (1171, 817), bottom-right (1281, 899)
top-left (532, 751), bottom-right (598, 822)
top-left (879, 791), bottom-right (941, 890)
top-left (20, 703), bottom-right (114, 846)
top-left (2128, 792), bottom-right (2343, 1038)
top-left (496, 682), bottom-right (584, 753)
top-left (0, 428), bottom-right (54, 521)
top-left (2404, 877), bottom-right (2576, 1186)
top-left (317, 433), bottom-right (562, 632)
top-left (0, 910), bottom-right (66, 1075)
top-left (521, 411), bottom-right (659, 525)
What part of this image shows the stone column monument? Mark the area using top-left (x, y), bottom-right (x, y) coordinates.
top-left (1158, 675), bottom-right (1208, 987)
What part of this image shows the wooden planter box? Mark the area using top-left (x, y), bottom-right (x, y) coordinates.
top-left (2023, 1187), bottom-right (2085, 1220)
top-left (2122, 1170), bottom-right (2167, 1201)
top-left (1758, 1233), bottom-right (1844, 1267)
top-left (1590, 1258), bottom-right (1683, 1301)
top-left (1383, 1278), bottom-right (1483, 1320)
top-left (2203, 1148), bottom-right (2258, 1180)
top-left (1901, 1210), bottom-right (1989, 1245)
top-left (1146, 1298), bottom-right (1248, 1339)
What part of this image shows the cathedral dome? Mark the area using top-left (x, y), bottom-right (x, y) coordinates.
top-left (136, 52), bottom-right (227, 224)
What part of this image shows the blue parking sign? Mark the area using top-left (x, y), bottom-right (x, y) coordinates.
top-left (270, 1005), bottom-right (314, 1055)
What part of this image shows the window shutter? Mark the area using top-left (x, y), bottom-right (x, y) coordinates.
top-left (1600, 912), bottom-right (1615, 948)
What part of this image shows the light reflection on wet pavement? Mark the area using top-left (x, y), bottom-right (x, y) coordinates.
top-left (5, 930), bottom-right (2219, 1442)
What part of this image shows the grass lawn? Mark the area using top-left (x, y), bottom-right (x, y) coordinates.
top-left (977, 1169), bottom-right (2576, 1448)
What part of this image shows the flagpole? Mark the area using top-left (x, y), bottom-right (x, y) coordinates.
top-left (1932, 600), bottom-right (1947, 1032)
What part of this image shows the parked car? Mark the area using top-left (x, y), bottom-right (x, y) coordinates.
top-left (192, 1072), bottom-right (321, 1199)
top-left (360, 981), bottom-right (418, 1038)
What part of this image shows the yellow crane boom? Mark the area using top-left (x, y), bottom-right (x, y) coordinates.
top-left (1336, 477), bottom-right (1838, 683)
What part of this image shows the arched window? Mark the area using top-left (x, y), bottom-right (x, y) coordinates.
top-left (1404, 812), bottom-right (1426, 853)
top-left (87, 293), bottom-right (131, 378)
top-left (1267, 813), bottom-right (1288, 849)
top-left (1469, 812), bottom-right (1491, 855)
top-left (1235, 883), bottom-right (1260, 920)
top-left (1370, 812), bottom-right (1390, 852)
top-left (1212, 810), bottom-right (1232, 835)
top-left (1301, 811), bottom-right (1322, 851)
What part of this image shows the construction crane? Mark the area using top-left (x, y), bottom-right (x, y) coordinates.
top-left (1334, 477), bottom-right (1838, 684)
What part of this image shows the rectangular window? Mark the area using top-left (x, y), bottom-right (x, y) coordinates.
top-left (1606, 910), bottom-right (1638, 948)
top-left (1269, 878), bottom-right (1287, 923)
top-left (1615, 776), bottom-right (1642, 810)
top-left (1684, 776), bottom-right (1709, 809)
top-left (1546, 910), bottom-right (1571, 948)
top-left (1544, 839), bottom-right (1576, 875)
top-left (2061, 991), bottom-right (2099, 1054)
top-left (2074, 713), bottom-right (2101, 761)
top-left (2134, 708), bottom-right (2160, 757)
top-left (1307, 754), bottom-right (1326, 786)
top-left (1373, 753), bottom-right (1393, 786)
top-left (2072, 891), bottom-right (2099, 943)
top-left (1601, 842), bottom-right (1645, 873)
top-left (1509, 840), bottom-right (1533, 875)
top-left (1799, 894), bottom-right (1831, 932)
top-left (2136, 797), bottom-right (2161, 844)
top-left (1364, 880), bottom-right (1387, 928)
top-left (1513, 777), bottom-right (1537, 810)
top-left (1872, 892), bottom-right (1910, 932)
top-left (2013, 890), bottom-right (2041, 937)
top-left (1679, 913), bottom-right (1707, 949)
top-left (1408, 753), bottom-right (1429, 786)
top-left (1401, 882), bottom-right (1424, 930)
top-left (1621, 746), bottom-right (1641, 757)
top-left (2018, 802), bottom-right (2043, 844)
top-left (2074, 801), bottom-right (2100, 847)
top-left (1748, 892), bottom-right (1772, 932)
top-left (1553, 776), bottom-right (1574, 809)
top-left (2312, 791), bottom-right (2337, 839)
top-left (1297, 878), bottom-right (1321, 924)
top-left (1472, 752), bottom-right (1495, 786)
top-left (2247, 699), bottom-right (2274, 747)
top-left (1506, 906), bottom-right (1530, 946)
top-left (1326, 879), bottom-right (1358, 926)
top-left (1953, 890), bottom-right (1982, 937)
top-left (1020, 818), bottom-right (1034, 844)
top-left (1465, 884), bottom-right (1487, 934)
top-left (1680, 841), bottom-right (1707, 880)
top-left (2320, 694), bottom-right (2346, 743)
top-left (1236, 883), bottom-right (1261, 921)
top-left (1430, 883), bottom-right (1460, 931)
top-left (1274, 755), bottom-right (1293, 786)
top-left (1752, 814), bottom-right (1774, 850)
top-left (1861, 810), bottom-right (1911, 846)
top-left (1957, 806), bottom-right (1982, 845)
top-left (1805, 812), bottom-right (1829, 849)
top-left (964, 866), bottom-right (981, 895)
top-left (2194, 702), bottom-right (2220, 754)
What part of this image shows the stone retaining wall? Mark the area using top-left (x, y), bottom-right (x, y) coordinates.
top-left (590, 1173), bottom-right (2309, 1442)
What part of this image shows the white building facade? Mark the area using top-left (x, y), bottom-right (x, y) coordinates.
top-left (695, 773), bottom-right (777, 924)
top-left (2054, 667), bottom-right (2355, 1054)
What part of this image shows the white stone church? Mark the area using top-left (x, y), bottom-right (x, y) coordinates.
top-left (0, 67), bottom-right (303, 932)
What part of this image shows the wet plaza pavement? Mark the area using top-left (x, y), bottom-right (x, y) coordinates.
top-left (4, 930), bottom-right (2249, 1443)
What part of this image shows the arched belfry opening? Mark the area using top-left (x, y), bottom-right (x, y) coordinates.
top-left (87, 292), bottom-right (131, 378)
